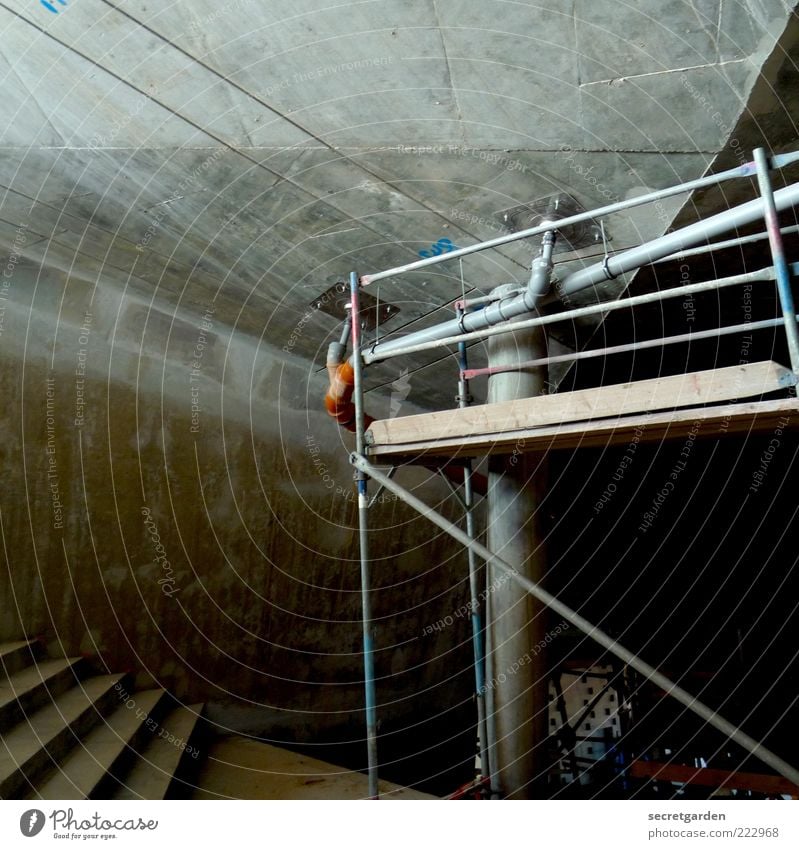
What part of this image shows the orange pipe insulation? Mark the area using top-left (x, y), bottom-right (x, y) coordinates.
top-left (324, 354), bottom-right (487, 497)
top-left (324, 359), bottom-right (374, 433)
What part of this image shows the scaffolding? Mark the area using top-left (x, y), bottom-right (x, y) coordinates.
top-left (325, 148), bottom-right (799, 798)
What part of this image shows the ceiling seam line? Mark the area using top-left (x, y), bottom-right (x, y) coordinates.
top-left (96, 0), bottom-right (528, 271)
top-left (0, 183), bottom-right (243, 294)
top-left (0, 1), bottom-right (440, 267)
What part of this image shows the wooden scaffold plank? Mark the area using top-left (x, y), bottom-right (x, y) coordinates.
top-left (365, 362), bottom-right (798, 461)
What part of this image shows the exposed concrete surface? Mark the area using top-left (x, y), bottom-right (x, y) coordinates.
top-left (1, 1), bottom-right (793, 407)
top-left (191, 736), bottom-right (436, 799)
top-left (0, 256), bottom-right (476, 774)
top-left (0, 0), bottom-right (796, 795)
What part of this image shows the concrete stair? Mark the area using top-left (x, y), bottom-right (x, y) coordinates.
top-left (0, 639), bottom-right (205, 799)
top-left (109, 705), bottom-right (204, 800)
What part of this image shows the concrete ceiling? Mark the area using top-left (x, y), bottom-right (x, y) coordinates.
top-left (1, 0), bottom-right (796, 409)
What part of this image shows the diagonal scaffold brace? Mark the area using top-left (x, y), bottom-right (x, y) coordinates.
top-left (349, 452), bottom-right (799, 791)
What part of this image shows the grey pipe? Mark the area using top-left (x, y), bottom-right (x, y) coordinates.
top-left (362, 160), bottom-right (760, 285)
top-left (483, 307), bottom-right (550, 798)
top-left (350, 454), bottom-right (799, 789)
top-left (558, 182), bottom-right (799, 298)
top-left (365, 235), bottom-right (556, 363)
top-left (363, 183), bottom-right (799, 365)
top-left (363, 268), bottom-right (776, 365)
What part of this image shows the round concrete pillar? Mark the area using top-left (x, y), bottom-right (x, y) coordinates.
top-left (484, 294), bottom-right (550, 799)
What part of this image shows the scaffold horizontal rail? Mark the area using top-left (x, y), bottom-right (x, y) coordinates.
top-left (350, 454), bottom-right (799, 789)
top-left (365, 362), bottom-right (796, 459)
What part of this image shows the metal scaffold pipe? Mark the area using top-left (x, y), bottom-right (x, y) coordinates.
top-left (454, 317), bottom-right (491, 790)
top-left (462, 312), bottom-right (799, 380)
top-left (349, 271), bottom-right (379, 799)
top-left (363, 268), bottom-right (777, 365)
top-left (349, 455), bottom-right (799, 790)
top-left (362, 182), bottom-right (799, 364)
top-left (361, 152), bottom-right (799, 286)
top-left (558, 182), bottom-right (799, 298)
top-left (653, 224), bottom-right (799, 265)
top-left (753, 147), bottom-right (799, 374)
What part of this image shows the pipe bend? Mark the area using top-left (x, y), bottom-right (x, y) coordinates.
top-left (324, 356), bottom-right (374, 433)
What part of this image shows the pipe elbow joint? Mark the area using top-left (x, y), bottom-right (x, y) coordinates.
top-left (324, 358), bottom-right (374, 433)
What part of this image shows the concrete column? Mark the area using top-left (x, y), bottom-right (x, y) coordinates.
top-left (484, 290), bottom-right (549, 799)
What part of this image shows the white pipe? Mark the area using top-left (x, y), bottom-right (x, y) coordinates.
top-left (363, 268), bottom-right (776, 364)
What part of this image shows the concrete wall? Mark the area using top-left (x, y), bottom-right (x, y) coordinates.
top-left (3, 1), bottom-right (796, 413)
top-left (0, 255), bottom-right (476, 772)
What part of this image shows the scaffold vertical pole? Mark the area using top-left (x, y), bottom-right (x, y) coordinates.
top-left (456, 310), bottom-right (491, 790)
top-left (753, 147), bottom-right (799, 374)
top-left (351, 270), bottom-right (379, 799)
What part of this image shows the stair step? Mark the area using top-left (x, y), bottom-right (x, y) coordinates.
top-left (0, 641), bottom-right (42, 678)
top-left (111, 704), bottom-right (203, 800)
top-left (0, 656), bottom-right (85, 730)
top-left (0, 673), bottom-right (128, 799)
top-left (28, 689), bottom-right (171, 800)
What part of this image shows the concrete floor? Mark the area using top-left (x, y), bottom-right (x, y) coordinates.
top-left (191, 737), bottom-right (436, 800)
